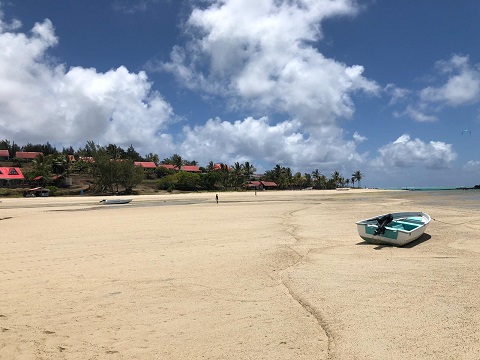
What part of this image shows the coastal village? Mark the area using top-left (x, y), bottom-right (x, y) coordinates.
top-left (0, 149), bottom-right (279, 196)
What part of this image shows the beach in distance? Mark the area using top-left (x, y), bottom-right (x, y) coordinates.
top-left (1, 189), bottom-right (479, 359)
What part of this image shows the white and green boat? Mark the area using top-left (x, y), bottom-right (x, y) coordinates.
top-left (356, 212), bottom-right (431, 246)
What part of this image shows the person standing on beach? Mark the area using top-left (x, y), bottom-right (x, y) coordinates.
top-left (216, 194), bottom-right (219, 204)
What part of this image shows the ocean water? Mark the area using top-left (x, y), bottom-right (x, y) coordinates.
top-left (385, 189), bottom-right (480, 210)
top-left (384, 187), bottom-right (462, 191)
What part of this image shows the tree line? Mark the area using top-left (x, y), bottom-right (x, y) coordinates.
top-left (0, 139), bottom-right (364, 193)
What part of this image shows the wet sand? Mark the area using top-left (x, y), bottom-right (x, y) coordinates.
top-left (1, 190), bottom-right (479, 359)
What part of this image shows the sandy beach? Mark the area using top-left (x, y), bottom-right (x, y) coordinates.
top-left (1, 189), bottom-right (479, 359)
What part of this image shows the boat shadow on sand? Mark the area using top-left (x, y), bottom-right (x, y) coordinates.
top-left (356, 233), bottom-right (431, 250)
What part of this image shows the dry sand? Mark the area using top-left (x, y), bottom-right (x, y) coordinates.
top-left (1, 189), bottom-right (479, 359)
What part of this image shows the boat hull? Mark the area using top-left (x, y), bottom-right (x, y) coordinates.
top-left (99, 199), bottom-right (132, 205)
top-left (356, 212), bottom-right (430, 246)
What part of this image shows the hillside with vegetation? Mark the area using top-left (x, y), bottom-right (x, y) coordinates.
top-left (0, 139), bottom-right (364, 197)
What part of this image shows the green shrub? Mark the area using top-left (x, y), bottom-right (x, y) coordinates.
top-left (47, 186), bottom-right (58, 196)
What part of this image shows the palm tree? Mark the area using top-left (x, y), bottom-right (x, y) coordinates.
top-left (351, 176), bottom-right (355, 188)
top-left (30, 154), bottom-right (52, 186)
top-left (232, 162), bottom-right (243, 190)
top-left (352, 170), bottom-right (363, 188)
top-left (243, 161), bottom-right (255, 181)
top-left (171, 154), bottom-right (183, 170)
top-left (207, 161), bottom-right (215, 172)
top-left (304, 173), bottom-right (313, 188)
top-left (219, 163), bottom-right (230, 189)
top-left (331, 171), bottom-right (342, 188)
top-left (312, 169), bottom-right (325, 189)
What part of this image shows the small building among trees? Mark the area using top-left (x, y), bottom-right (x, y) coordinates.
top-left (0, 167), bottom-right (25, 187)
top-left (0, 149), bottom-right (9, 159)
top-left (15, 152), bottom-right (43, 161)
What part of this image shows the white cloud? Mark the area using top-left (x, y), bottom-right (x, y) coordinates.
top-left (402, 106), bottom-right (438, 122)
top-left (463, 160), bottom-right (480, 172)
top-left (353, 131), bottom-right (367, 143)
top-left (374, 134), bottom-right (457, 169)
top-left (385, 83), bottom-right (410, 105)
top-left (165, 0), bottom-right (379, 125)
top-left (0, 6), bottom-right (21, 32)
top-left (161, 0), bottom-right (379, 170)
top-left (0, 16), bottom-right (176, 154)
top-left (420, 55), bottom-right (480, 106)
top-left (180, 116), bottom-right (361, 171)
top-left (398, 55), bottom-right (480, 123)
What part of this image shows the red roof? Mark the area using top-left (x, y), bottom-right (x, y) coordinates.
top-left (181, 165), bottom-right (200, 172)
top-left (159, 164), bottom-right (179, 170)
top-left (15, 151), bottom-right (42, 159)
top-left (0, 167), bottom-right (24, 180)
top-left (0, 149), bottom-right (9, 157)
top-left (261, 181), bottom-right (277, 187)
top-left (247, 181), bottom-right (261, 188)
top-left (134, 161), bottom-right (157, 168)
top-left (214, 163), bottom-right (231, 171)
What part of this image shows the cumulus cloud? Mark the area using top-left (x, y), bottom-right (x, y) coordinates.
top-left (420, 55), bottom-right (480, 106)
top-left (374, 134), bottom-right (457, 169)
top-left (164, 0), bottom-right (379, 122)
top-left (0, 15), bottom-right (175, 154)
top-left (160, 0), bottom-right (379, 169)
top-left (179, 116), bottom-right (361, 171)
top-left (401, 55), bottom-right (480, 123)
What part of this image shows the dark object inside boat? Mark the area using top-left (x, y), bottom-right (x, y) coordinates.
top-left (374, 214), bottom-right (394, 235)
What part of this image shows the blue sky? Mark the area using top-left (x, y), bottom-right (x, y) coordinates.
top-left (1, 0), bottom-right (480, 188)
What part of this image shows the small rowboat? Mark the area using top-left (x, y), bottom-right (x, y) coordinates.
top-left (356, 212), bottom-right (430, 246)
top-left (99, 198), bottom-right (132, 205)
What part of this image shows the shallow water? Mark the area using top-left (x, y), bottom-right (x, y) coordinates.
top-left (399, 189), bottom-right (480, 210)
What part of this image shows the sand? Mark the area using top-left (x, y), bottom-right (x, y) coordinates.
top-left (1, 189), bottom-right (479, 359)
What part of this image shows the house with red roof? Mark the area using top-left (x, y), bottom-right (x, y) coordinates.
top-left (0, 149), bottom-right (9, 159)
top-left (15, 151), bottom-right (43, 160)
top-left (181, 165), bottom-right (201, 172)
top-left (260, 181), bottom-right (277, 189)
top-left (246, 180), bottom-right (277, 190)
top-left (158, 164), bottom-right (179, 171)
top-left (247, 181), bottom-right (263, 190)
top-left (0, 167), bottom-right (25, 187)
top-left (158, 164), bottom-right (201, 173)
top-left (134, 161), bottom-right (157, 169)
